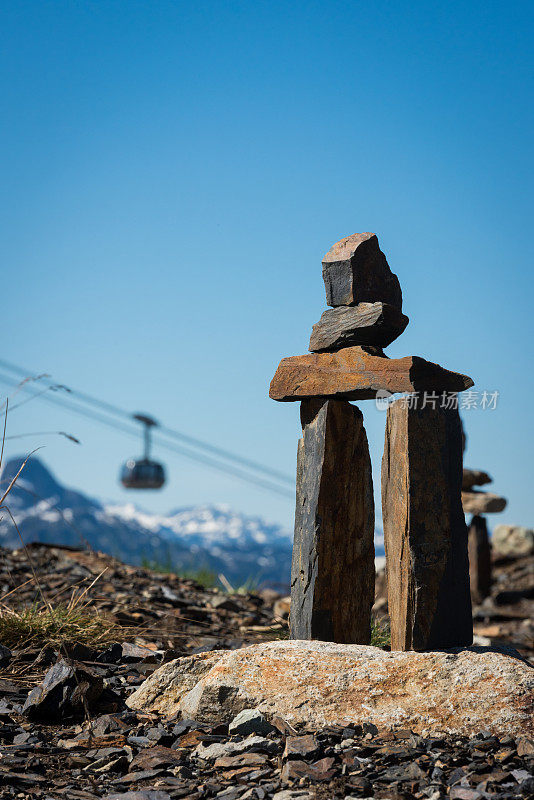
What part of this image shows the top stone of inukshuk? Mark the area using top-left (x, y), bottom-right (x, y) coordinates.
top-left (269, 232), bottom-right (473, 401)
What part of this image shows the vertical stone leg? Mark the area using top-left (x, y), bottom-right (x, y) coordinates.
top-left (381, 399), bottom-right (473, 650)
top-left (290, 399), bottom-right (375, 644)
top-left (468, 515), bottom-right (492, 602)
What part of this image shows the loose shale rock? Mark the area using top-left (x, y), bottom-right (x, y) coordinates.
top-left (309, 302), bottom-right (409, 351)
top-left (322, 232), bottom-right (402, 309)
top-left (23, 659), bottom-right (104, 720)
top-left (126, 640), bottom-right (534, 737)
top-left (270, 346), bottom-right (473, 401)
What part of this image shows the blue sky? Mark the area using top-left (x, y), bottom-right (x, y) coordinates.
top-left (1, 1), bottom-right (532, 531)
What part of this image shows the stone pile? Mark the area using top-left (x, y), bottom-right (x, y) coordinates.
top-left (462, 442), bottom-right (508, 602)
top-left (270, 232), bottom-right (475, 651)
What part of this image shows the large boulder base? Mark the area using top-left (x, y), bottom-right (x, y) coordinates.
top-left (126, 640), bottom-right (534, 738)
top-left (270, 346), bottom-right (474, 401)
top-left (309, 302), bottom-right (409, 351)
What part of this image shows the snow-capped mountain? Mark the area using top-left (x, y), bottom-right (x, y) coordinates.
top-left (0, 456), bottom-right (384, 588)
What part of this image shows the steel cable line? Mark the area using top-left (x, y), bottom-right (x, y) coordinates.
top-left (0, 358), bottom-right (293, 487)
top-left (0, 372), bottom-right (294, 499)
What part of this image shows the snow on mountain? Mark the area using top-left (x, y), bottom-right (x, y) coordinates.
top-left (105, 503), bottom-right (290, 548)
top-left (0, 456), bottom-right (385, 588)
top-left (0, 456), bottom-right (294, 587)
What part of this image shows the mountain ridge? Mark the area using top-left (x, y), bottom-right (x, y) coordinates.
top-left (0, 455), bottom-right (385, 587)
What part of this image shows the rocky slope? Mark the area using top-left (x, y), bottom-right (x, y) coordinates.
top-left (0, 543), bottom-right (532, 799)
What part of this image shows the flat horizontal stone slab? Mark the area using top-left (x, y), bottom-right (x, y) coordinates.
top-left (462, 491), bottom-right (507, 514)
top-left (126, 640), bottom-right (534, 737)
top-left (463, 468), bottom-right (492, 490)
top-left (269, 346), bottom-right (474, 401)
top-left (309, 303), bottom-right (409, 351)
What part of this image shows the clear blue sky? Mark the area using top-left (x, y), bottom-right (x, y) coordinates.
top-left (1, 1), bottom-right (532, 531)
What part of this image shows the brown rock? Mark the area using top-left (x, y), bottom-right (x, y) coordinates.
top-left (281, 757), bottom-right (335, 783)
top-left (468, 515), bottom-right (492, 603)
top-left (381, 399), bottom-right (473, 650)
top-left (272, 715), bottom-right (298, 736)
top-left (214, 753), bottom-right (267, 768)
top-left (290, 400), bottom-right (375, 643)
top-left (126, 640), bottom-right (534, 738)
top-left (462, 491), bottom-right (507, 514)
top-left (517, 736), bottom-right (534, 757)
top-left (129, 745), bottom-right (183, 772)
top-left (283, 734), bottom-right (320, 760)
top-left (322, 232), bottom-right (402, 309)
top-left (462, 468), bottom-right (492, 490)
top-left (269, 346), bottom-right (474, 401)
top-left (309, 303), bottom-right (409, 351)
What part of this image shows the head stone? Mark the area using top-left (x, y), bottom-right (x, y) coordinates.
top-left (321, 232), bottom-right (402, 310)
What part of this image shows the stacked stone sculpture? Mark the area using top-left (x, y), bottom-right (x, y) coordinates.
top-left (462, 459), bottom-right (507, 603)
top-left (270, 232), bottom-right (475, 651)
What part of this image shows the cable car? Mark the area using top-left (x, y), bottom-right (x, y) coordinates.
top-left (120, 414), bottom-right (166, 489)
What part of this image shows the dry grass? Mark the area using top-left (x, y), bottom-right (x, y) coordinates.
top-left (0, 403), bottom-right (128, 652)
top-left (0, 602), bottom-right (125, 650)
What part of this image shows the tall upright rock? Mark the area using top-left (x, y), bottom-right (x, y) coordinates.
top-left (468, 515), bottom-right (492, 603)
top-left (382, 399), bottom-right (473, 650)
top-left (290, 400), bottom-right (375, 643)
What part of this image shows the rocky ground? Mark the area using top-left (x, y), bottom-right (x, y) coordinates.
top-left (0, 543), bottom-right (532, 800)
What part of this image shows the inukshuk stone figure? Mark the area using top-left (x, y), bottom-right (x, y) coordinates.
top-left (462, 441), bottom-right (507, 603)
top-left (269, 232), bottom-right (475, 650)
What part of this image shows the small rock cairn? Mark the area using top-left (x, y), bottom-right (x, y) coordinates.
top-left (462, 454), bottom-right (507, 603)
top-left (270, 232), bottom-right (476, 651)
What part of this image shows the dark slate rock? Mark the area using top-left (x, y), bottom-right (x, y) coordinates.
top-left (0, 643), bottom-right (12, 666)
top-left (22, 659), bottom-right (104, 720)
top-left (322, 232), bottom-right (402, 309)
top-left (382, 400), bottom-right (473, 650)
top-left (309, 302), bottom-right (408, 351)
top-left (291, 400), bottom-right (375, 643)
